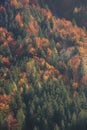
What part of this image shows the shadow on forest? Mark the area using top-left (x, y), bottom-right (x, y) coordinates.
top-left (44, 0), bottom-right (76, 19)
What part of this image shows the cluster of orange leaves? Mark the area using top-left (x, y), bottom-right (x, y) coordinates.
top-left (0, 94), bottom-right (11, 113)
top-left (43, 66), bottom-right (59, 81)
top-left (72, 82), bottom-right (78, 88)
top-left (18, 72), bottom-right (30, 94)
top-left (0, 27), bottom-right (8, 39)
top-left (26, 56), bottom-right (59, 81)
top-left (27, 15), bottom-right (39, 35)
top-left (47, 48), bottom-right (52, 57)
top-left (35, 37), bottom-right (50, 49)
top-left (10, 0), bottom-right (30, 8)
top-left (52, 18), bottom-right (87, 45)
top-left (15, 13), bottom-right (23, 27)
top-left (2, 57), bottom-right (10, 65)
top-left (1, 2), bottom-right (87, 89)
top-left (40, 8), bottom-right (52, 21)
top-left (0, 27), bottom-right (14, 46)
top-left (0, 28), bottom-right (17, 66)
top-left (0, 27), bottom-right (25, 57)
top-left (0, 6), bottom-right (5, 12)
top-left (7, 113), bottom-right (18, 129)
top-left (28, 47), bottom-right (37, 56)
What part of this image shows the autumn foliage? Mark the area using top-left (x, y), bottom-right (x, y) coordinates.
top-left (0, 0), bottom-right (87, 130)
top-left (0, 94), bottom-right (11, 113)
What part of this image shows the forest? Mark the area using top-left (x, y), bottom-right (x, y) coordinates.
top-left (0, 0), bottom-right (87, 130)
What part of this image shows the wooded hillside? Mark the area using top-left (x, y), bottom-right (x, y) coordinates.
top-left (0, 1), bottom-right (87, 130)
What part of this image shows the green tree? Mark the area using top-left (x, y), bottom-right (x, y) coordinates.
top-left (78, 59), bottom-right (85, 81)
top-left (72, 112), bottom-right (77, 125)
top-left (33, 126), bottom-right (39, 130)
top-left (54, 124), bottom-right (60, 130)
top-left (16, 109), bottom-right (25, 130)
top-left (61, 120), bottom-right (65, 130)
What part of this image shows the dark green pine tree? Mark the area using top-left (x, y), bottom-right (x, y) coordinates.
top-left (78, 59), bottom-right (85, 81)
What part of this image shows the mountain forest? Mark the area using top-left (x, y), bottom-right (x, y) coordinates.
top-left (0, 0), bottom-right (87, 130)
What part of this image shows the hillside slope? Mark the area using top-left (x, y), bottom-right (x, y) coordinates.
top-left (0, 1), bottom-right (87, 130)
